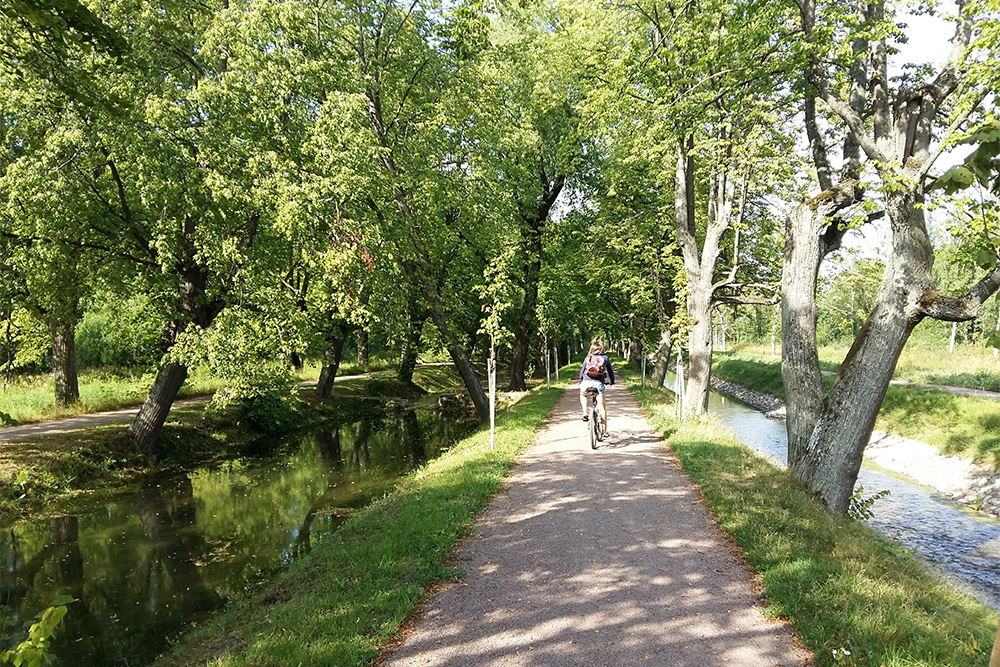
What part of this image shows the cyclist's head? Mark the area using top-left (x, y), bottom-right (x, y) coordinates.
top-left (589, 340), bottom-right (604, 353)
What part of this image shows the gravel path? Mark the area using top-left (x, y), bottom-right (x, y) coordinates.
top-left (381, 384), bottom-right (812, 667)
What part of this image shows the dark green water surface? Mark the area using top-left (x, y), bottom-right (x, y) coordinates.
top-left (0, 407), bottom-right (473, 666)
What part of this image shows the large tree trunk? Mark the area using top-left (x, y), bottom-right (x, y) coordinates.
top-left (508, 253), bottom-right (538, 391)
top-left (509, 173), bottom-right (565, 391)
top-left (651, 329), bottom-right (673, 388)
top-left (48, 316), bottom-right (79, 407)
top-left (128, 362), bottom-right (189, 459)
top-left (781, 199), bottom-right (830, 470)
top-left (316, 336), bottom-right (345, 399)
top-left (685, 288), bottom-right (714, 414)
top-left (789, 189), bottom-right (923, 513)
top-left (780, 0), bottom-right (992, 513)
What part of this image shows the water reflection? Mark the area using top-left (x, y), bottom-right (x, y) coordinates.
top-left (666, 372), bottom-right (1000, 611)
top-left (0, 408), bottom-right (471, 666)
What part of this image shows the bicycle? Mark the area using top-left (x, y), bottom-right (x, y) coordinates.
top-left (583, 386), bottom-right (605, 449)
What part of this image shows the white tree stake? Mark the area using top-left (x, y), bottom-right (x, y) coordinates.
top-left (488, 342), bottom-right (497, 450)
top-left (544, 331), bottom-right (550, 389)
top-left (641, 342), bottom-right (646, 387)
top-left (675, 349), bottom-right (686, 423)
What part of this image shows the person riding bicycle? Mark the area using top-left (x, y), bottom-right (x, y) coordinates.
top-left (579, 340), bottom-right (615, 435)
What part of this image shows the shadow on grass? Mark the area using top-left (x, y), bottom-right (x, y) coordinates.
top-left (634, 385), bottom-right (997, 667)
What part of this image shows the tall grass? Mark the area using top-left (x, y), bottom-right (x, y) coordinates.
top-left (631, 382), bottom-right (998, 667)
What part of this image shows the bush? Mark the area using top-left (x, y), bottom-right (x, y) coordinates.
top-left (238, 390), bottom-right (298, 436)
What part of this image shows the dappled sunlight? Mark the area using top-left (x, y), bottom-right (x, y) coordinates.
top-left (383, 387), bottom-right (809, 666)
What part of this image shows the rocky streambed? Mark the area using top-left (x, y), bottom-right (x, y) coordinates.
top-left (709, 376), bottom-right (1000, 518)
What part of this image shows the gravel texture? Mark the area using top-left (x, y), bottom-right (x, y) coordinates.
top-left (380, 385), bottom-right (813, 667)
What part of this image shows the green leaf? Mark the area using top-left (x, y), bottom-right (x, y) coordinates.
top-left (931, 166), bottom-right (976, 194)
top-left (976, 249), bottom-right (997, 270)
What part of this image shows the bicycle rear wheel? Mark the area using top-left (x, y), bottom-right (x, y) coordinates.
top-left (590, 402), bottom-right (600, 448)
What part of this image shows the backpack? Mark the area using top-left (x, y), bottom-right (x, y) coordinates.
top-left (584, 353), bottom-right (606, 379)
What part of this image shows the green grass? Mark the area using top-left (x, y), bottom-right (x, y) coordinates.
top-left (712, 348), bottom-right (1000, 469)
top-left (152, 377), bottom-right (568, 666)
top-left (0, 357), bottom-right (398, 427)
top-left (0, 363), bottom-right (465, 518)
top-left (735, 341), bottom-right (1000, 392)
top-left (0, 366), bottom-right (227, 425)
top-left (630, 381), bottom-right (999, 667)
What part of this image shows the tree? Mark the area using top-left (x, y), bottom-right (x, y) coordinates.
top-left (312, 0), bottom-right (523, 421)
top-left (781, 0), bottom-right (1000, 513)
top-left (589, 0), bottom-right (792, 411)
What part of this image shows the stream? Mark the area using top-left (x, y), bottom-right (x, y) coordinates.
top-left (664, 371), bottom-right (1000, 612)
top-left (0, 406), bottom-right (474, 666)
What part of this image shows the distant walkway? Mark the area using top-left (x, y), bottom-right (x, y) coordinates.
top-left (381, 384), bottom-right (811, 666)
top-left (817, 369), bottom-right (1000, 400)
top-left (0, 370), bottom-right (392, 444)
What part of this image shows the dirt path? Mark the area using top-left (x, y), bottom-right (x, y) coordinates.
top-left (380, 384), bottom-right (812, 667)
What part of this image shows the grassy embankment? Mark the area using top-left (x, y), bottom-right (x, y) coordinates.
top-left (630, 379), bottom-right (998, 667)
top-left (730, 342), bottom-right (1000, 392)
top-left (0, 364), bottom-right (441, 518)
top-left (712, 348), bottom-right (1000, 469)
top-left (0, 358), bottom-right (395, 426)
top-left (152, 375), bottom-right (567, 666)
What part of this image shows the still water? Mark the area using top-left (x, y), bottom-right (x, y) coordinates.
top-left (666, 372), bottom-right (1000, 611)
top-left (0, 407), bottom-right (473, 666)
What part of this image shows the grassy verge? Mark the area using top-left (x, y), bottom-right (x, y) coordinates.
top-left (152, 378), bottom-right (567, 666)
top-left (733, 343), bottom-right (1000, 392)
top-left (712, 349), bottom-right (1000, 469)
top-left (629, 381), bottom-right (998, 667)
top-left (0, 358), bottom-right (397, 426)
top-left (0, 365), bottom-right (458, 519)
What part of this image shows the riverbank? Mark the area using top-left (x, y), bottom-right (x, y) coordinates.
top-left (631, 381), bottom-right (998, 667)
top-left (0, 366), bottom-right (463, 518)
top-left (152, 380), bottom-right (567, 666)
top-left (708, 375), bottom-right (1000, 518)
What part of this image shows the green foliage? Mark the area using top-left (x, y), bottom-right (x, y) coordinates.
top-left (237, 389), bottom-right (298, 437)
top-left (75, 295), bottom-right (163, 369)
top-left (931, 121), bottom-right (1000, 196)
top-left (0, 595), bottom-right (75, 667)
top-left (847, 486), bottom-right (891, 521)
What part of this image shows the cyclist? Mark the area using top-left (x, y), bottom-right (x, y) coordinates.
top-left (579, 340), bottom-right (615, 435)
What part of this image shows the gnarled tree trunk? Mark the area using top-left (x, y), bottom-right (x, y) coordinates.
top-left (781, 0), bottom-right (1000, 513)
